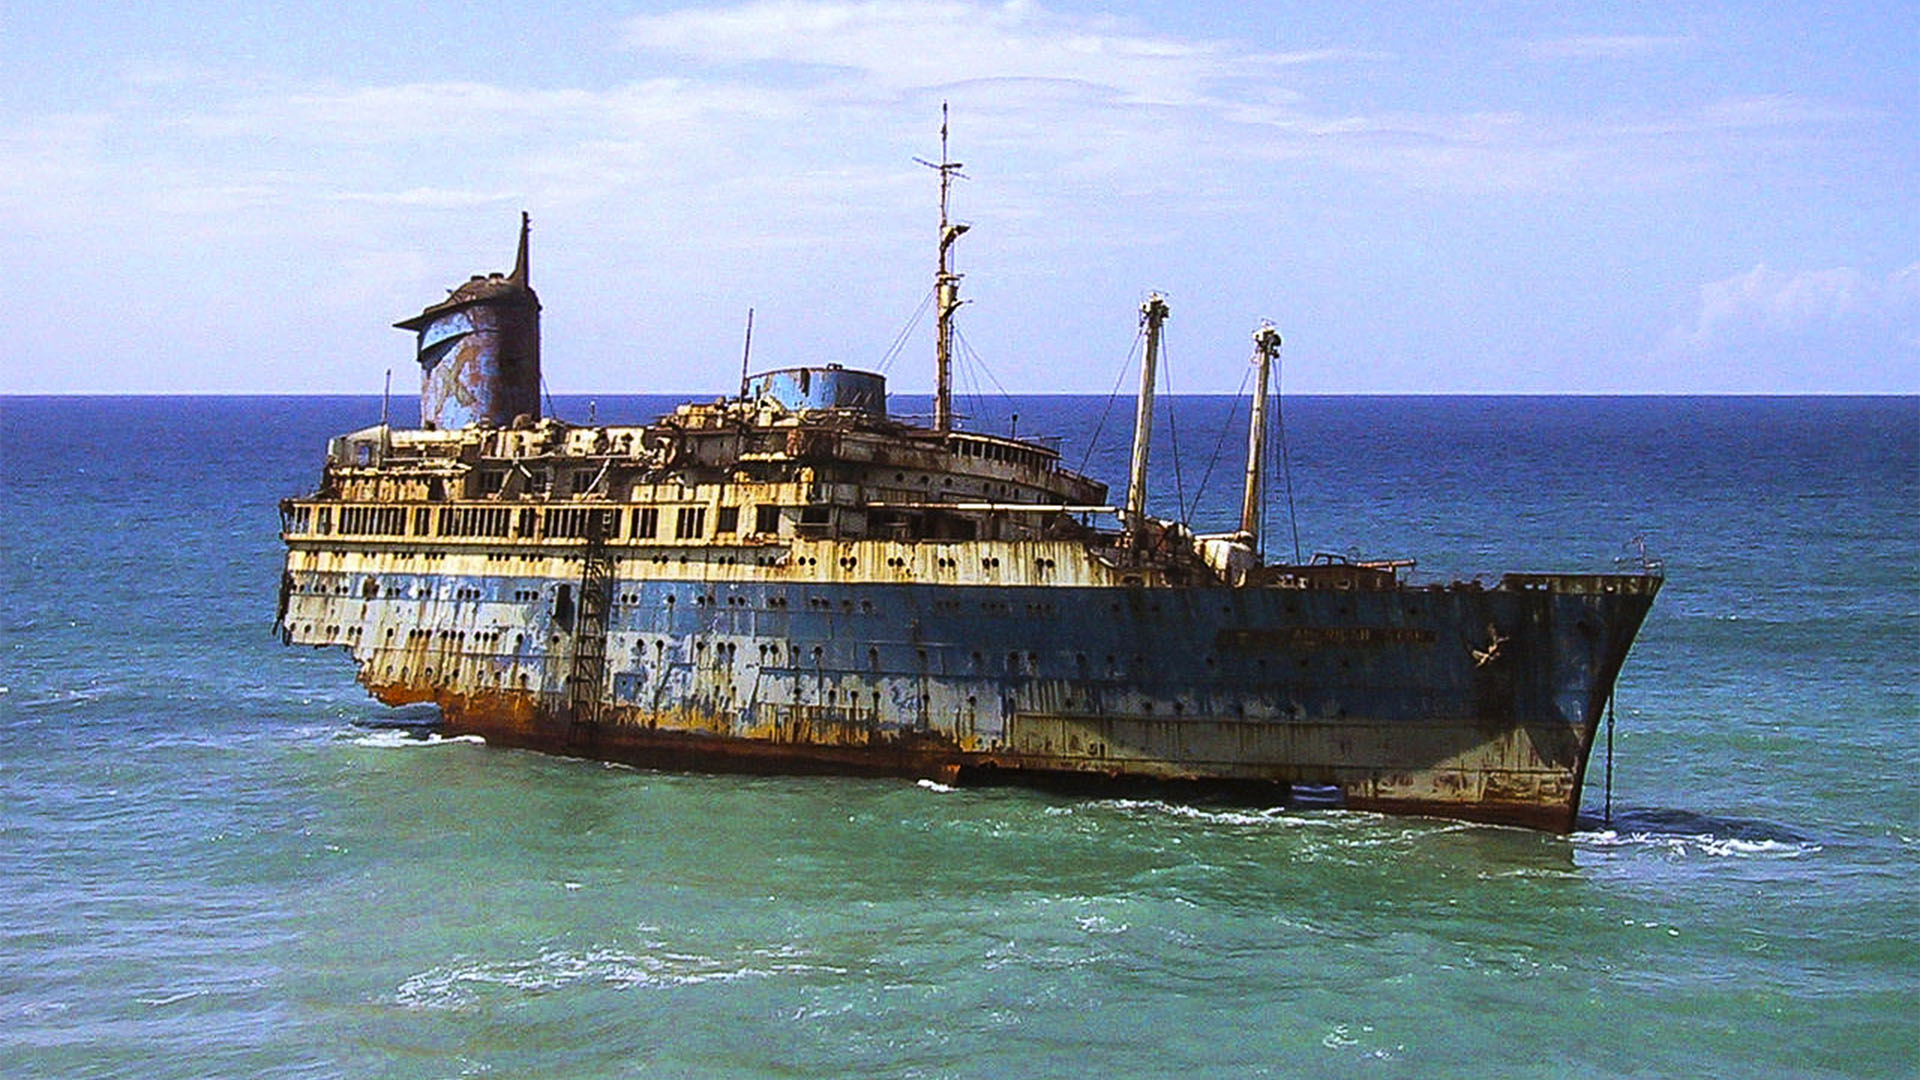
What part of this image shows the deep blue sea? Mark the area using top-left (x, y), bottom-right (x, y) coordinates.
top-left (2, 394), bottom-right (1915, 1079)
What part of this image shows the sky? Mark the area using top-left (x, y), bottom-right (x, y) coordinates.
top-left (2, 1), bottom-right (1915, 396)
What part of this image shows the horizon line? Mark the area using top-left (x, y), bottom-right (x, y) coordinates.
top-left (4, 390), bottom-right (1916, 400)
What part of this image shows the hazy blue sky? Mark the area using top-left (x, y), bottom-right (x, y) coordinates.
top-left (3, 1), bottom-right (1914, 395)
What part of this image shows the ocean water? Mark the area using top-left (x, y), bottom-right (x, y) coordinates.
top-left (1, 393), bottom-right (1915, 1079)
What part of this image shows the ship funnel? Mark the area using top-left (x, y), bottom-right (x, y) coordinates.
top-left (395, 213), bottom-right (542, 429)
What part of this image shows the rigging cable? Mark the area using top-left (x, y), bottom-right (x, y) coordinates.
top-left (1160, 332), bottom-right (1189, 522)
top-left (877, 287), bottom-right (937, 374)
top-left (954, 326), bottom-right (1012, 400)
top-left (1271, 341), bottom-right (1302, 564)
top-left (1079, 329), bottom-right (1145, 475)
top-left (953, 325), bottom-right (1018, 429)
top-left (951, 329), bottom-right (989, 430)
top-left (1189, 366), bottom-right (1253, 530)
top-left (957, 352), bottom-right (982, 430)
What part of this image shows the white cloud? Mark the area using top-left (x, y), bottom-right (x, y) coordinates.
top-left (1680, 264), bottom-right (1918, 345)
top-left (1524, 35), bottom-right (1690, 61)
top-left (1603, 94), bottom-right (1862, 143)
top-left (0, 1), bottom-right (1902, 394)
top-left (0, 3), bottom-right (1865, 244)
top-left (606, 3), bottom-right (1859, 200)
top-left (0, 113), bottom-right (113, 227)
top-left (623, 0), bottom-right (1242, 106)
top-left (175, 81), bottom-right (613, 143)
top-left (1663, 264), bottom-right (1920, 389)
top-left (332, 187), bottom-right (518, 209)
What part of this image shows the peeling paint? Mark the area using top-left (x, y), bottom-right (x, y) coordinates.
top-left (279, 212), bottom-right (1660, 833)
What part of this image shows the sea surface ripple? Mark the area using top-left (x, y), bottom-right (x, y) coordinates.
top-left (1, 394), bottom-right (1914, 1078)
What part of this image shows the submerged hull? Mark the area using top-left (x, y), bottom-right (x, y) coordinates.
top-left (284, 541), bottom-right (1658, 831)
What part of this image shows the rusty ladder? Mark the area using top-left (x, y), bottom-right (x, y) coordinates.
top-left (564, 509), bottom-right (615, 741)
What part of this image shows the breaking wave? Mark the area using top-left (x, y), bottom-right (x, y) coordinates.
top-left (1573, 807), bottom-right (1820, 858)
top-left (395, 945), bottom-right (831, 1010)
top-left (1092, 799), bottom-right (1348, 829)
top-left (1574, 830), bottom-right (1821, 859)
top-left (347, 730), bottom-right (485, 750)
top-left (12, 683), bottom-right (116, 711)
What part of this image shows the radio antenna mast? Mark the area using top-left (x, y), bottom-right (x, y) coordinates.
top-left (916, 102), bottom-right (968, 433)
top-left (738, 307), bottom-right (755, 402)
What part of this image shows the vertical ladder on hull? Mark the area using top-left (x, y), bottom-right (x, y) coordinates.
top-left (565, 510), bottom-right (615, 743)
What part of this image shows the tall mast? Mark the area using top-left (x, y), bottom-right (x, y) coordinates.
top-left (1240, 323), bottom-right (1282, 548)
top-left (1126, 294), bottom-right (1170, 540)
top-left (923, 102), bottom-right (968, 433)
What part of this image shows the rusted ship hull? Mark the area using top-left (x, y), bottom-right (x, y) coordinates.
top-left (285, 551), bottom-right (1658, 831)
top-left (280, 195), bottom-right (1661, 832)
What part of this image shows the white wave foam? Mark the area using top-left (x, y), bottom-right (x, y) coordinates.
top-left (395, 945), bottom-right (829, 1010)
top-left (1074, 914), bottom-right (1129, 935)
top-left (1620, 919), bottom-right (1683, 936)
top-left (1097, 798), bottom-right (1340, 828)
top-left (1320, 1022), bottom-right (1403, 1060)
top-left (915, 778), bottom-right (956, 793)
top-left (1322, 1024), bottom-right (1361, 1048)
top-left (1574, 828), bottom-right (1820, 858)
top-left (136, 989), bottom-right (205, 1007)
top-left (17, 685), bottom-right (109, 710)
top-left (348, 730), bottom-right (485, 750)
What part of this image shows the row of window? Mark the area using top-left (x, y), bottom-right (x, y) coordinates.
top-left (440, 506), bottom-right (514, 537)
top-left (337, 506), bottom-right (408, 536)
top-left (951, 436), bottom-right (1049, 470)
top-left (288, 502), bottom-right (771, 541)
top-left (472, 468), bottom-right (605, 497)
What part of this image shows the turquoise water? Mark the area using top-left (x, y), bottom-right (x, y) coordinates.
top-left (2, 395), bottom-right (1915, 1078)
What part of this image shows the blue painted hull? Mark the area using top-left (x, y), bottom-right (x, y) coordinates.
top-left (284, 561), bottom-right (1658, 830)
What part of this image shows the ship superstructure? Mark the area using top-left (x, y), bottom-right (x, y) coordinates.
top-left (278, 129), bottom-right (1659, 831)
